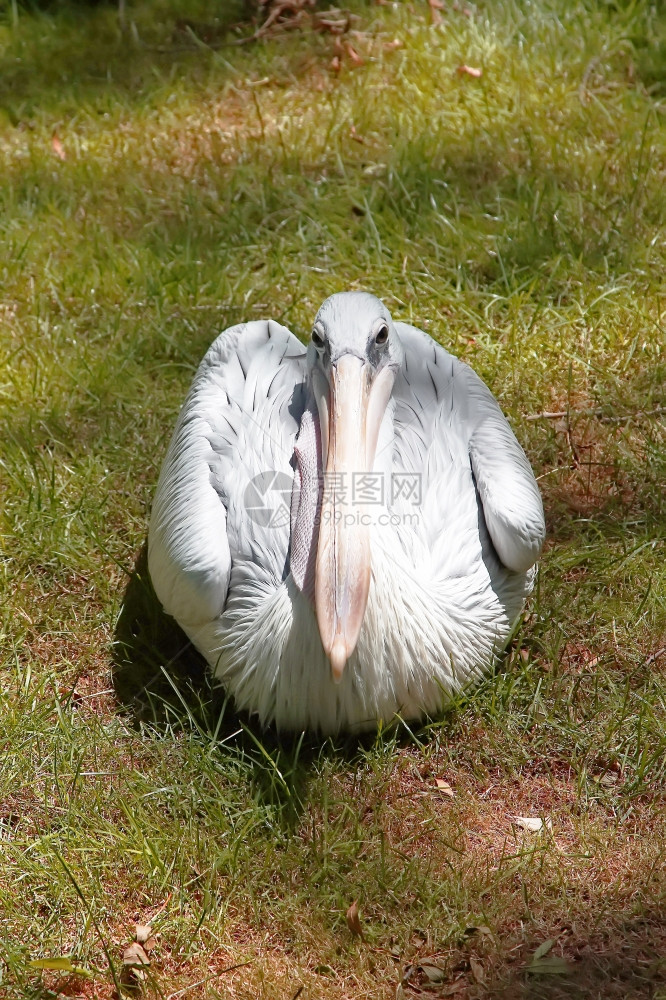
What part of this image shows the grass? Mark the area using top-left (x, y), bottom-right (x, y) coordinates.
top-left (0, 0), bottom-right (665, 997)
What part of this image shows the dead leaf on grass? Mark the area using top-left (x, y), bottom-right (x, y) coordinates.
top-left (420, 962), bottom-right (446, 983)
top-left (434, 778), bottom-right (454, 797)
top-left (123, 941), bottom-right (150, 982)
top-left (594, 772), bottom-right (620, 786)
top-left (123, 942), bottom-right (150, 966)
top-left (457, 65), bottom-right (482, 78)
top-left (135, 924), bottom-right (152, 944)
top-left (346, 43), bottom-right (363, 65)
top-left (428, 0), bottom-right (444, 25)
top-left (346, 899), bottom-right (364, 938)
top-left (464, 924), bottom-right (492, 939)
top-left (403, 960), bottom-right (465, 994)
top-left (645, 646), bottom-right (666, 666)
top-left (469, 955), bottom-right (485, 983)
top-left (512, 815), bottom-right (551, 833)
top-left (51, 133), bottom-right (66, 160)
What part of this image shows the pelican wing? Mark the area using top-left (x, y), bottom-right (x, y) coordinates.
top-left (393, 322), bottom-right (545, 573)
top-left (148, 320), bottom-right (307, 629)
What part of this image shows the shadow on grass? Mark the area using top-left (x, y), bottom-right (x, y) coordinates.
top-left (0, 0), bottom-right (305, 119)
top-left (112, 541), bottom-right (419, 821)
top-left (112, 542), bottom-right (210, 721)
top-left (113, 542), bottom-right (305, 818)
top-left (488, 917), bottom-right (666, 999)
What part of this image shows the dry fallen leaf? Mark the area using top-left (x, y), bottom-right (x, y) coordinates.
top-left (594, 772), bottom-right (619, 786)
top-left (470, 955), bottom-right (485, 984)
top-left (346, 44), bottom-right (363, 65)
top-left (123, 942), bottom-right (150, 968)
top-left (457, 65), bottom-right (483, 78)
top-left (465, 924), bottom-right (493, 939)
top-left (428, 0), bottom-right (444, 24)
top-left (420, 962), bottom-right (446, 983)
top-left (122, 941), bottom-right (150, 985)
top-left (135, 924), bottom-right (152, 944)
top-left (346, 899), bottom-right (364, 938)
top-left (435, 778), bottom-right (454, 797)
top-left (512, 815), bottom-right (551, 833)
top-left (51, 133), bottom-right (66, 160)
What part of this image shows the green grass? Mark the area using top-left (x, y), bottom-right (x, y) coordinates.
top-left (1, 0), bottom-right (665, 997)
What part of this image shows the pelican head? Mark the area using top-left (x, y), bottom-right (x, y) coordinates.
top-left (303, 292), bottom-right (404, 681)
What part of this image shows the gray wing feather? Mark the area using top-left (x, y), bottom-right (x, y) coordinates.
top-left (393, 322), bottom-right (545, 573)
top-left (148, 320), bottom-right (306, 628)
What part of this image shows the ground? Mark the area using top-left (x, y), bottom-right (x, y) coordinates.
top-left (0, 1), bottom-right (665, 998)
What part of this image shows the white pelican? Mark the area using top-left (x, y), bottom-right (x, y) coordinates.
top-left (148, 292), bottom-right (545, 734)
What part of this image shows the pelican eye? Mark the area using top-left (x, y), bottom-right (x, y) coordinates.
top-left (311, 328), bottom-right (325, 350)
top-left (375, 324), bottom-right (389, 346)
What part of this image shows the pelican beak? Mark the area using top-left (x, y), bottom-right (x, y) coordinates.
top-left (314, 354), bottom-right (394, 682)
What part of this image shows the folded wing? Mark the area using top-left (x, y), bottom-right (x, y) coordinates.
top-left (392, 322), bottom-right (545, 574)
top-left (148, 320), bottom-right (307, 630)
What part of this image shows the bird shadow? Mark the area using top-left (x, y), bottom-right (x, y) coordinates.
top-left (112, 542), bottom-right (211, 725)
top-left (112, 543), bottom-right (416, 823)
top-left (112, 544), bottom-right (306, 808)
